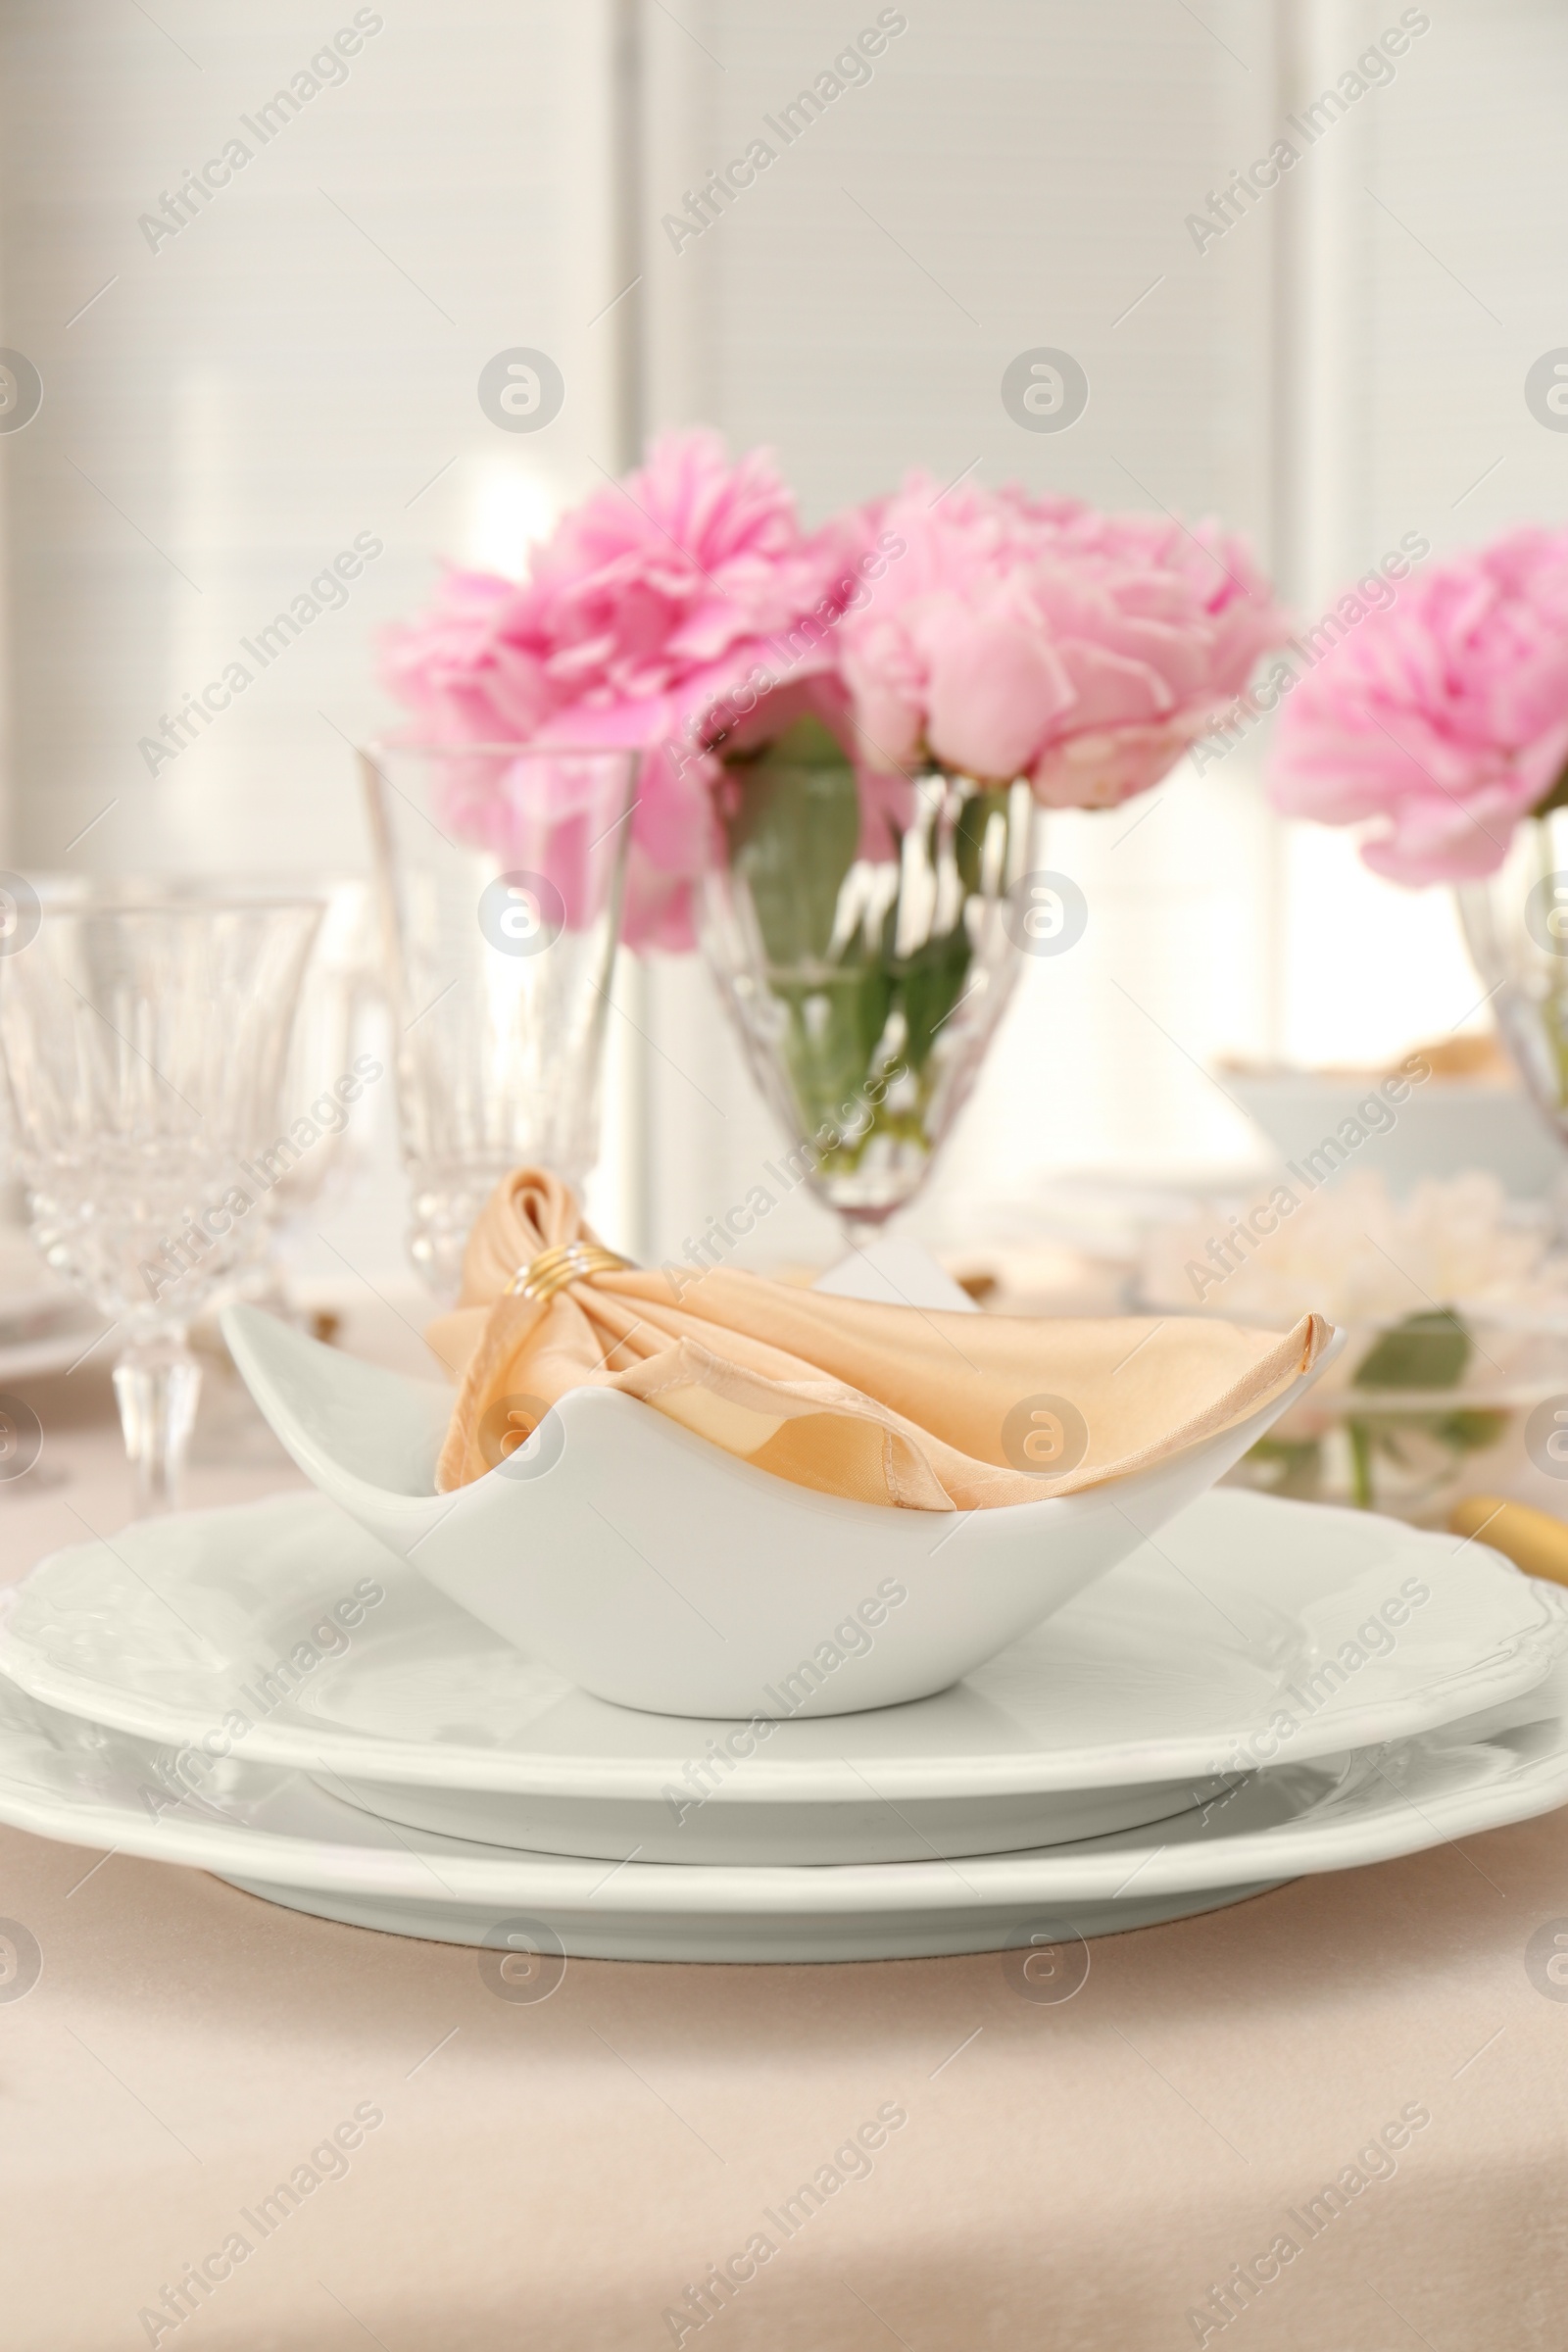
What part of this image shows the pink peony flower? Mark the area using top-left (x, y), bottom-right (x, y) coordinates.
top-left (835, 474), bottom-right (1288, 805)
top-left (380, 429), bottom-right (846, 951)
top-left (1268, 528), bottom-right (1568, 884)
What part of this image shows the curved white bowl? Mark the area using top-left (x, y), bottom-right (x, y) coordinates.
top-left (221, 1303), bottom-right (1344, 1719)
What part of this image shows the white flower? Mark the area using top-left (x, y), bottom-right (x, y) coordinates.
top-left (1139, 1170), bottom-right (1566, 1329)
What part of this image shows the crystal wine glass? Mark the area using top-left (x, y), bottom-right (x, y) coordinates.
top-left (51, 873), bottom-right (383, 1327)
top-left (363, 744), bottom-right (636, 1298)
top-left (0, 894), bottom-right (321, 1512)
top-left (701, 733), bottom-right (1038, 1247)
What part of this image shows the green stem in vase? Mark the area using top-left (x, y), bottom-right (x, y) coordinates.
top-left (719, 723), bottom-right (1011, 1168)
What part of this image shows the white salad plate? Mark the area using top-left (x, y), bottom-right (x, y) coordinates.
top-left (2, 1486), bottom-right (1562, 1865)
top-left (220, 1299), bottom-right (1345, 1719)
top-left (1, 1662), bottom-right (1567, 1960)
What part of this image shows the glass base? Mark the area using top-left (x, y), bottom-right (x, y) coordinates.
top-left (114, 1337), bottom-right (202, 1516)
top-left (836, 1203), bottom-right (904, 1251)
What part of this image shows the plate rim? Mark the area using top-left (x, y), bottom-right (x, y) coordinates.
top-left (0, 1677), bottom-right (1566, 1911)
top-left (3, 1485), bottom-right (1564, 1800)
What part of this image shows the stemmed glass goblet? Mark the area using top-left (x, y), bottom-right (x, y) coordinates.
top-left (0, 894), bottom-right (321, 1512)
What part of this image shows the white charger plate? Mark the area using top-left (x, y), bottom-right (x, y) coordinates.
top-left (1, 1487), bottom-right (1561, 1865)
top-left (0, 1667), bottom-right (1565, 1960)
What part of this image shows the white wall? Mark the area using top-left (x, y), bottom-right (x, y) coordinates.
top-left (0, 0), bottom-right (626, 876)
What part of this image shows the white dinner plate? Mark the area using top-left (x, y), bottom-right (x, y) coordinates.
top-left (1, 1487), bottom-right (1562, 1864)
top-left (0, 1667), bottom-right (1565, 1959)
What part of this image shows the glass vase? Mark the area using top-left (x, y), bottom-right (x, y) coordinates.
top-left (1456, 808), bottom-right (1568, 1176)
top-left (701, 738), bottom-right (1037, 1242)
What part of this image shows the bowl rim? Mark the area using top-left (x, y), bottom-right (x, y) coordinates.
top-left (221, 1303), bottom-right (1347, 1538)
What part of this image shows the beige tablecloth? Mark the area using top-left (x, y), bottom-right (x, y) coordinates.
top-left (2, 1315), bottom-right (1566, 2351)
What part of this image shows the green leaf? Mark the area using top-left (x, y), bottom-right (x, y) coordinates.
top-left (1351, 1308), bottom-right (1471, 1392)
top-left (727, 712), bottom-right (850, 773)
top-left (892, 921), bottom-right (974, 1076)
top-left (722, 744), bottom-right (860, 966)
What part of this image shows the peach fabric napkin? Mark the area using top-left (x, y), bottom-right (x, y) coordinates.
top-left (426, 1170), bottom-right (1330, 1510)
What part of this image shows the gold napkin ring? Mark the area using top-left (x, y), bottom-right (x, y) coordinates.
top-left (509, 1242), bottom-right (629, 1307)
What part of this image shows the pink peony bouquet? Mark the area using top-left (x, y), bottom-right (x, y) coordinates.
top-left (1268, 526), bottom-right (1568, 884)
top-left (381, 429), bottom-right (1288, 950)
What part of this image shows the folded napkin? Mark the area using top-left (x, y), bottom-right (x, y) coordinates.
top-left (426, 1171), bottom-right (1330, 1510)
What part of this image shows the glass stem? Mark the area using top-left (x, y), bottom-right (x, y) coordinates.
top-left (114, 1334), bottom-right (202, 1516)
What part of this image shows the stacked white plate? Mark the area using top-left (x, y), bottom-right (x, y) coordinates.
top-left (3, 1485), bottom-right (1568, 1961)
